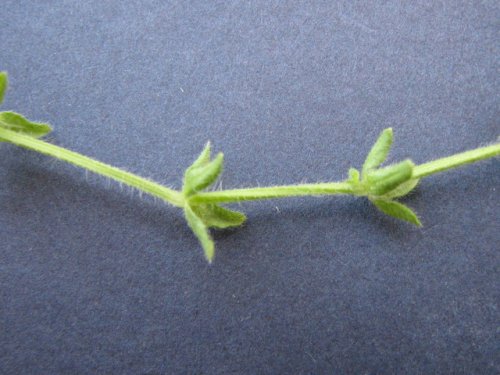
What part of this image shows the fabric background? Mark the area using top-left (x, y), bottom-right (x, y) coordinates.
top-left (1, 1), bottom-right (499, 374)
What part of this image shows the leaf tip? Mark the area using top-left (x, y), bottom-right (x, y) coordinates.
top-left (414, 216), bottom-right (423, 227)
top-left (203, 140), bottom-right (211, 153)
top-left (190, 141), bottom-right (212, 170)
top-left (372, 198), bottom-right (422, 227)
top-left (362, 127), bottom-right (395, 175)
top-left (214, 151), bottom-right (224, 163)
top-left (204, 243), bottom-right (215, 263)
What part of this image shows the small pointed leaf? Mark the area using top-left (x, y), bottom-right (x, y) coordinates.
top-left (184, 204), bottom-right (215, 262)
top-left (183, 152), bottom-right (224, 196)
top-left (347, 168), bottom-right (360, 184)
top-left (191, 204), bottom-right (246, 228)
top-left (190, 141), bottom-right (211, 169)
top-left (362, 128), bottom-right (393, 176)
top-left (368, 159), bottom-right (414, 196)
top-left (372, 199), bottom-right (422, 226)
top-left (0, 111), bottom-right (52, 138)
top-left (0, 72), bottom-right (7, 105)
top-left (382, 178), bottom-right (419, 199)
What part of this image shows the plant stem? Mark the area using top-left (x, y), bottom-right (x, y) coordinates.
top-left (189, 182), bottom-right (354, 204)
top-left (1, 125), bottom-right (498, 208)
top-left (0, 127), bottom-right (185, 207)
top-left (192, 143), bottom-right (500, 204)
top-left (413, 143), bottom-right (500, 178)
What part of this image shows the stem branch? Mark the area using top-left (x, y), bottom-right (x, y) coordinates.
top-left (189, 182), bottom-right (354, 204)
top-left (0, 127), bottom-right (184, 207)
top-left (413, 143), bottom-right (500, 178)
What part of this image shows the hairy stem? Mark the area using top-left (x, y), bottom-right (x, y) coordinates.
top-left (1, 125), bottom-right (498, 208)
top-left (413, 143), bottom-right (500, 178)
top-left (189, 182), bottom-right (355, 204)
top-left (0, 127), bottom-right (184, 207)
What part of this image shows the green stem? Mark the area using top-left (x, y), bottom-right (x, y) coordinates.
top-left (413, 143), bottom-right (500, 178)
top-left (189, 182), bottom-right (354, 204)
top-left (192, 143), bottom-right (500, 204)
top-left (1, 125), bottom-right (498, 208)
top-left (0, 127), bottom-right (185, 207)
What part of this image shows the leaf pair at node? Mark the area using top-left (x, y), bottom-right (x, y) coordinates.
top-left (182, 142), bottom-right (246, 262)
top-left (357, 128), bottom-right (422, 226)
top-left (0, 72), bottom-right (52, 139)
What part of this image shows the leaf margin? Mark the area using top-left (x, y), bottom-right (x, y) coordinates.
top-left (371, 198), bottom-right (422, 227)
top-left (184, 203), bottom-right (215, 263)
top-left (362, 127), bottom-right (393, 177)
top-left (0, 111), bottom-right (52, 139)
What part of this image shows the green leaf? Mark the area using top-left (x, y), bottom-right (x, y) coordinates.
top-left (362, 128), bottom-right (393, 177)
top-left (382, 178), bottom-right (419, 199)
top-left (368, 159), bottom-right (414, 196)
top-left (0, 111), bottom-right (52, 139)
top-left (347, 168), bottom-right (360, 184)
top-left (190, 141), bottom-right (211, 169)
top-left (184, 204), bottom-right (215, 262)
top-left (0, 72), bottom-right (7, 105)
top-left (191, 204), bottom-right (246, 228)
top-left (372, 199), bottom-right (422, 226)
top-left (183, 152), bottom-right (224, 196)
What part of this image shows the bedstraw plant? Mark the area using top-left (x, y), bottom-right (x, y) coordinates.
top-left (0, 71), bottom-right (498, 262)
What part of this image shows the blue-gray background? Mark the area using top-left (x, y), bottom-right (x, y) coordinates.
top-left (1, 1), bottom-right (499, 374)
